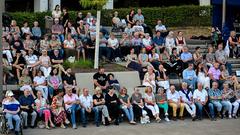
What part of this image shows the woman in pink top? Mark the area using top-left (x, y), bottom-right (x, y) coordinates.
top-left (35, 91), bottom-right (55, 129)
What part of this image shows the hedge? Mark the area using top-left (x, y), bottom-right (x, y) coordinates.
top-left (7, 5), bottom-right (211, 29)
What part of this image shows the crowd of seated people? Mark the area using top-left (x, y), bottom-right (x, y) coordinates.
top-left (1, 6), bottom-right (240, 134)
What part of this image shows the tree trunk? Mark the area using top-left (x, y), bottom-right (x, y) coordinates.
top-left (94, 10), bottom-right (101, 69)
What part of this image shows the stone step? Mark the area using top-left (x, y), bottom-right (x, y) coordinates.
top-left (231, 63), bottom-right (240, 68)
top-left (186, 39), bottom-right (211, 45)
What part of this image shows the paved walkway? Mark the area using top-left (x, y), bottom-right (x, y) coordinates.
top-left (23, 118), bottom-right (240, 135)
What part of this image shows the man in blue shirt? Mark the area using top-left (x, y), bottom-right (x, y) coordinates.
top-left (182, 63), bottom-right (197, 90)
top-left (153, 31), bottom-right (165, 54)
top-left (19, 89), bottom-right (37, 129)
top-left (180, 46), bottom-right (193, 69)
top-left (2, 91), bottom-right (21, 135)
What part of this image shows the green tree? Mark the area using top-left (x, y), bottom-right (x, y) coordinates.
top-left (80, 0), bottom-right (108, 9)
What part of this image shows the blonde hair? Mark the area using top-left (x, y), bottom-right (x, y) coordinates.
top-left (119, 87), bottom-right (127, 95)
top-left (145, 86), bottom-right (152, 93)
top-left (94, 87), bottom-right (102, 94)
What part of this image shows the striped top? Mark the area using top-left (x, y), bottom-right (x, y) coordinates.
top-left (2, 99), bottom-right (20, 112)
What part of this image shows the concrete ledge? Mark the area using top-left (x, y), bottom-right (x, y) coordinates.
top-left (75, 71), bottom-right (141, 95)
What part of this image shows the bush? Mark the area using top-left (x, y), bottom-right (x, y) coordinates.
top-left (63, 59), bottom-right (94, 69)
top-left (8, 5), bottom-right (211, 29)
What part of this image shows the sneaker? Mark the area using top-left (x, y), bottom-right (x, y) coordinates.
top-left (229, 115), bottom-right (232, 119)
top-left (192, 116), bottom-right (197, 121)
top-left (72, 124), bottom-right (77, 129)
top-left (165, 117), bottom-right (170, 122)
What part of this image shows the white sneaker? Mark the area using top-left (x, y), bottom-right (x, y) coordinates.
top-left (229, 115), bottom-right (232, 119)
top-left (165, 117), bottom-right (170, 122)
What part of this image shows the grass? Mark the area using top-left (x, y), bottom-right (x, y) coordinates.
top-left (63, 59), bottom-right (94, 69)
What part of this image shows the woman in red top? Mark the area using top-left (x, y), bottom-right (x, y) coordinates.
top-left (176, 31), bottom-right (186, 53)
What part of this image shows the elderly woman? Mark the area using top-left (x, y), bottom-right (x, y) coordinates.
top-left (51, 89), bottom-right (70, 128)
top-left (144, 86), bottom-right (161, 122)
top-left (155, 87), bottom-right (170, 122)
top-left (35, 91), bottom-right (55, 129)
top-left (105, 86), bottom-right (120, 125)
top-left (143, 66), bottom-right (156, 92)
top-left (119, 87), bottom-right (136, 124)
top-left (165, 31), bottom-right (175, 55)
top-left (131, 88), bottom-right (144, 122)
top-left (221, 83), bottom-right (239, 119)
top-left (93, 87), bottom-right (111, 125)
top-left (2, 91), bottom-right (21, 135)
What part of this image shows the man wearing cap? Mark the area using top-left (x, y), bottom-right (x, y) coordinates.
top-left (63, 86), bottom-right (80, 129)
top-left (19, 89), bottom-right (37, 128)
top-left (2, 91), bottom-right (21, 135)
top-left (182, 63), bottom-right (197, 90)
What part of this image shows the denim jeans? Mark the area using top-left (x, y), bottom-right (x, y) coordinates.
top-left (183, 78), bottom-right (197, 90)
top-left (67, 104), bottom-right (81, 125)
top-left (208, 101), bottom-right (222, 118)
top-left (81, 107), bottom-right (99, 125)
top-left (5, 113), bottom-right (20, 131)
top-left (195, 102), bottom-right (203, 118)
top-left (221, 100), bottom-right (232, 115)
top-left (122, 106), bottom-right (134, 122)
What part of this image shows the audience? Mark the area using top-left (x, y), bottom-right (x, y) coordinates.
top-left (1, 9), bottom-right (239, 132)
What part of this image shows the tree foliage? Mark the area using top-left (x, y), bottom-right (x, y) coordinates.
top-left (79, 0), bottom-right (108, 9)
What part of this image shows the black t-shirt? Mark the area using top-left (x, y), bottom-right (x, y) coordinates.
top-left (93, 94), bottom-right (104, 107)
top-left (93, 72), bottom-right (107, 87)
top-left (62, 74), bottom-right (76, 85)
top-left (12, 40), bottom-right (24, 50)
top-left (155, 71), bottom-right (164, 80)
top-left (51, 54), bottom-right (63, 64)
top-left (105, 93), bottom-right (118, 106)
top-left (62, 13), bottom-right (69, 26)
top-left (13, 56), bottom-right (26, 65)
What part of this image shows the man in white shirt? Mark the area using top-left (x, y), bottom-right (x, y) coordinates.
top-left (79, 88), bottom-right (99, 127)
top-left (63, 86), bottom-right (80, 129)
top-left (155, 20), bottom-right (167, 32)
top-left (167, 85), bottom-right (185, 121)
top-left (193, 83), bottom-right (208, 120)
top-left (179, 82), bottom-right (196, 121)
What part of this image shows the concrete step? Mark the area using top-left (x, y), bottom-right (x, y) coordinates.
top-left (186, 39), bottom-right (211, 45)
top-left (231, 63), bottom-right (240, 68)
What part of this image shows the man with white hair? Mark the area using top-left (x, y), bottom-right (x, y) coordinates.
top-left (193, 83), bottom-right (208, 120)
top-left (179, 82), bottom-right (196, 121)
